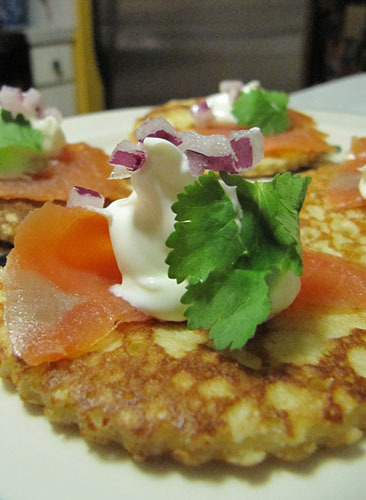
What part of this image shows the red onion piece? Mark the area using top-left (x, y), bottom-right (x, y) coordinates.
top-left (218, 80), bottom-right (244, 101)
top-left (190, 100), bottom-right (213, 127)
top-left (22, 88), bottom-right (42, 117)
top-left (136, 116), bottom-right (182, 146)
top-left (179, 131), bottom-right (233, 157)
top-left (67, 186), bottom-right (105, 208)
top-left (108, 117), bottom-right (264, 179)
top-left (109, 140), bottom-right (147, 178)
top-left (0, 85), bottom-right (63, 122)
top-left (185, 150), bottom-right (236, 175)
top-left (230, 128), bottom-right (263, 171)
top-left (0, 86), bottom-right (24, 117)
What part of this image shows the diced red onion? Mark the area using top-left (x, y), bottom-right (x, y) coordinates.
top-left (185, 150), bottom-right (236, 175)
top-left (67, 186), bottom-right (105, 209)
top-left (190, 100), bottom-right (213, 127)
top-left (179, 131), bottom-right (232, 157)
top-left (0, 85), bottom-right (63, 122)
top-left (22, 88), bottom-right (42, 117)
top-left (136, 116), bottom-right (182, 146)
top-left (109, 117), bottom-right (264, 179)
top-left (0, 86), bottom-right (24, 117)
top-left (219, 80), bottom-right (244, 101)
top-left (229, 128), bottom-right (263, 171)
top-left (109, 140), bottom-right (147, 179)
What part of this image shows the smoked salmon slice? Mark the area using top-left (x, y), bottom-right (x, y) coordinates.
top-left (3, 203), bottom-right (149, 366)
top-left (196, 110), bottom-right (334, 157)
top-left (290, 250), bottom-right (366, 310)
top-left (0, 143), bottom-right (129, 202)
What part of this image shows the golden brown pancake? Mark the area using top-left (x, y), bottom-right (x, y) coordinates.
top-left (0, 163), bottom-right (365, 467)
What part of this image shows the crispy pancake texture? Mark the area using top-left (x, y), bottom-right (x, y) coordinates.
top-left (130, 99), bottom-right (331, 177)
top-left (1, 163), bottom-right (366, 467)
top-left (0, 199), bottom-right (44, 244)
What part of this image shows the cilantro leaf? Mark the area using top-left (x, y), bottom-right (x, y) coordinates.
top-left (222, 172), bottom-right (311, 275)
top-left (182, 269), bottom-right (271, 350)
top-left (0, 109), bottom-right (45, 178)
top-left (166, 172), bottom-right (244, 285)
top-left (166, 172), bottom-right (310, 350)
top-left (232, 89), bottom-right (291, 135)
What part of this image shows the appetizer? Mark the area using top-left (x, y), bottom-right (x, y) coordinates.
top-left (0, 119), bottom-right (365, 468)
top-left (0, 86), bottom-right (130, 248)
top-left (131, 80), bottom-right (335, 177)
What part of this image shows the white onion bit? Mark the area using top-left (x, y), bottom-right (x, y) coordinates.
top-left (67, 186), bottom-right (105, 209)
top-left (0, 85), bottom-right (62, 122)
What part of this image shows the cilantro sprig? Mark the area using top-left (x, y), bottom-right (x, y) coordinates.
top-left (166, 171), bottom-right (310, 350)
top-left (232, 89), bottom-right (291, 135)
top-left (0, 109), bottom-right (45, 178)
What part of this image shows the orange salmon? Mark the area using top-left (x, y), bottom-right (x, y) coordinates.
top-left (3, 203), bottom-right (149, 365)
top-left (196, 110), bottom-right (334, 157)
top-left (0, 143), bottom-right (128, 202)
top-left (291, 250), bottom-right (366, 310)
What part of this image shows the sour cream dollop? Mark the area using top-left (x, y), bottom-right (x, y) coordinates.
top-left (102, 137), bottom-right (196, 321)
top-left (31, 115), bottom-right (66, 157)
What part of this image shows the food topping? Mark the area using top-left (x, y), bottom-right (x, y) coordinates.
top-left (290, 250), bottom-right (366, 310)
top-left (67, 186), bottom-right (105, 209)
top-left (166, 171), bottom-right (310, 349)
top-left (0, 143), bottom-right (129, 202)
top-left (232, 88), bottom-right (291, 135)
top-left (4, 203), bottom-right (149, 365)
top-left (0, 86), bottom-right (66, 178)
top-left (191, 80), bottom-right (291, 135)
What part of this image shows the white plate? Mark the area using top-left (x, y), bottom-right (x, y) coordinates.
top-left (1, 108), bottom-right (366, 500)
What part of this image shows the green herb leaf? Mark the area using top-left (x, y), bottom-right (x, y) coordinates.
top-left (166, 172), bottom-right (244, 285)
top-left (166, 172), bottom-right (311, 350)
top-left (232, 89), bottom-right (291, 135)
top-left (182, 269), bottom-right (271, 350)
top-left (0, 109), bottom-right (45, 178)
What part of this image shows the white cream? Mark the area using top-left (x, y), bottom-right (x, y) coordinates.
top-left (31, 115), bottom-right (66, 157)
top-left (102, 137), bottom-right (196, 321)
top-left (206, 80), bottom-right (261, 125)
top-left (268, 270), bottom-right (301, 318)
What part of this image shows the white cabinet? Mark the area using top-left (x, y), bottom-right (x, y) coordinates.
top-left (25, 0), bottom-right (76, 116)
top-left (28, 41), bottom-right (76, 116)
top-left (30, 43), bottom-right (74, 87)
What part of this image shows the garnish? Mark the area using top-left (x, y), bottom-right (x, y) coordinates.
top-left (232, 88), bottom-right (291, 135)
top-left (0, 85), bottom-right (64, 178)
top-left (109, 117), bottom-right (263, 178)
top-left (0, 109), bottom-right (45, 178)
top-left (166, 171), bottom-right (311, 350)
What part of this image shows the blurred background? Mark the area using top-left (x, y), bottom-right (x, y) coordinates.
top-left (0, 0), bottom-right (365, 116)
